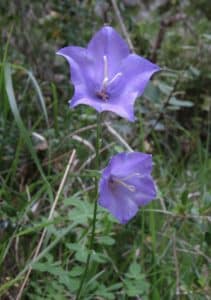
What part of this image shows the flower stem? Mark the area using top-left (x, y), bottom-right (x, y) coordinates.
top-left (75, 114), bottom-right (101, 300)
top-left (149, 204), bottom-right (160, 298)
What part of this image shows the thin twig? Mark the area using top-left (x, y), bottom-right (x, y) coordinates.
top-left (78, 143), bottom-right (114, 172)
top-left (151, 13), bottom-right (186, 63)
top-left (177, 248), bottom-right (211, 264)
top-left (178, 239), bottom-right (211, 264)
top-left (68, 124), bottom-right (97, 139)
top-left (75, 115), bottom-right (101, 300)
top-left (159, 196), bottom-right (167, 211)
top-left (173, 234), bottom-right (180, 298)
top-left (110, 0), bottom-right (134, 52)
top-left (145, 74), bottom-right (181, 139)
top-left (72, 134), bottom-right (95, 152)
top-left (143, 209), bottom-right (211, 221)
top-left (16, 149), bottom-right (76, 300)
top-left (105, 122), bottom-right (133, 152)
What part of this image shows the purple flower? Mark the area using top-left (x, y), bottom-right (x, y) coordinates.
top-left (57, 26), bottom-right (160, 121)
top-left (98, 152), bottom-right (156, 224)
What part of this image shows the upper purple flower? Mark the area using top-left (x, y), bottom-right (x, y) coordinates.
top-left (57, 26), bottom-right (160, 121)
top-left (98, 152), bottom-right (156, 224)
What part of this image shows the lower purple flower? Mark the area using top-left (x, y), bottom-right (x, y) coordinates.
top-left (98, 152), bottom-right (156, 224)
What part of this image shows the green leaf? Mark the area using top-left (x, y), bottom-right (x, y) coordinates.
top-left (26, 69), bottom-right (49, 126)
top-left (97, 236), bottom-right (115, 246)
top-left (143, 81), bottom-right (161, 103)
top-left (10, 64), bottom-right (49, 126)
top-left (4, 63), bottom-right (51, 190)
top-left (157, 82), bottom-right (173, 95)
top-left (169, 97), bottom-right (194, 107)
top-left (69, 266), bottom-right (84, 277)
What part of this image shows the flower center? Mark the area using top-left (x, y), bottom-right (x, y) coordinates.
top-left (109, 173), bottom-right (142, 193)
top-left (96, 55), bottom-right (122, 101)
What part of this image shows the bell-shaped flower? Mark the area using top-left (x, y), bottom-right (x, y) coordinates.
top-left (98, 152), bottom-right (156, 224)
top-left (57, 26), bottom-right (160, 121)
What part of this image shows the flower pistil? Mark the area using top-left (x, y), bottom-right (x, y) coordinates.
top-left (109, 172), bottom-right (143, 193)
top-left (96, 55), bottom-right (122, 101)
top-left (110, 175), bottom-right (136, 192)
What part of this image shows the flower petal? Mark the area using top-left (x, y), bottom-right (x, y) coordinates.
top-left (98, 152), bottom-right (156, 224)
top-left (56, 46), bottom-right (95, 90)
top-left (127, 175), bottom-right (157, 206)
top-left (70, 94), bottom-right (135, 121)
top-left (88, 26), bottom-right (130, 80)
top-left (57, 26), bottom-right (160, 121)
top-left (102, 55), bottom-right (160, 120)
top-left (110, 152), bottom-right (153, 177)
top-left (100, 101), bottom-right (135, 121)
top-left (119, 53), bottom-right (160, 97)
top-left (99, 175), bottom-right (139, 224)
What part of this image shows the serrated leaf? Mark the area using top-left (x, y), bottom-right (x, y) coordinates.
top-left (128, 261), bottom-right (141, 276)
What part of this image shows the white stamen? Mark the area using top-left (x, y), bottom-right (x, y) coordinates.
top-left (112, 177), bottom-right (136, 192)
top-left (121, 172), bottom-right (142, 180)
top-left (101, 55), bottom-right (123, 92)
top-left (108, 72), bottom-right (122, 85)
top-left (103, 55), bottom-right (109, 87)
top-left (110, 172), bottom-right (142, 193)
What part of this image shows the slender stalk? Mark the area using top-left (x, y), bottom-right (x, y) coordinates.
top-left (110, 0), bottom-right (134, 52)
top-left (149, 204), bottom-right (160, 298)
top-left (205, 104), bottom-right (210, 168)
top-left (139, 111), bottom-right (145, 153)
top-left (16, 149), bottom-right (76, 300)
top-left (76, 114), bottom-right (101, 300)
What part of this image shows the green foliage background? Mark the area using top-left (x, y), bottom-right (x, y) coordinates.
top-left (0, 0), bottom-right (210, 299)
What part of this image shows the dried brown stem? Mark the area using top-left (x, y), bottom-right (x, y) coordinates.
top-left (110, 0), bottom-right (135, 52)
top-left (173, 234), bottom-right (180, 298)
top-left (144, 74), bottom-right (180, 139)
top-left (151, 13), bottom-right (186, 63)
top-left (16, 149), bottom-right (76, 300)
